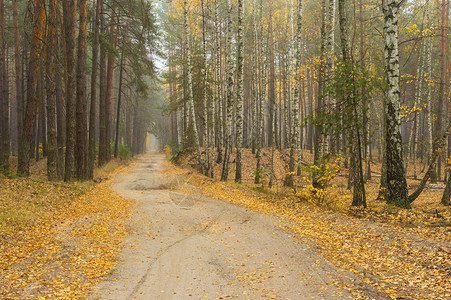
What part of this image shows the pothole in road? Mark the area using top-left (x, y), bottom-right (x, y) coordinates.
top-left (169, 192), bottom-right (197, 208)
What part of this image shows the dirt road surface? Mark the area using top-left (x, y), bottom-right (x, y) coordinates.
top-left (92, 154), bottom-right (368, 300)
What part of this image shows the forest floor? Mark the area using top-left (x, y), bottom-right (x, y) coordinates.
top-left (0, 157), bottom-right (135, 299)
top-left (1, 150), bottom-right (449, 299)
top-left (172, 147), bottom-right (451, 299)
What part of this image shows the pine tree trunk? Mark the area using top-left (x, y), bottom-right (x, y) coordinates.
top-left (339, 0), bottom-right (366, 207)
top-left (75, 0), bottom-right (88, 180)
top-left (184, 0), bottom-right (204, 174)
top-left (114, 53), bottom-right (124, 158)
top-left (55, 17), bottom-right (65, 180)
top-left (12, 0), bottom-right (23, 170)
top-left (63, 0), bottom-right (77, 182)
top-left (98, 0), bottom-right (108, 167)
top-left (382, 0), bottom-right (409, 208)
top-left (88, 0), bottom-right (102, 179)
top-left (425, 32), bottom-right (435, 182)
top-left (105, 12), bottom-right (117, 163)
top-left (0, 0), bottom-right (8, 172)
top-left (46, 0), bottom-right (58, 181)
top-left (18, 0), bottom-right (44, 177)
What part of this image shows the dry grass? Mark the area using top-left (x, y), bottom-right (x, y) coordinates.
top-left (0, 156), bottom-right (133, 299)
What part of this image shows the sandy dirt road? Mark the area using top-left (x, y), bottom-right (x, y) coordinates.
top-left (92, 154), bottom-right (366, 300)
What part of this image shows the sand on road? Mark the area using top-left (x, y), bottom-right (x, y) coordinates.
top-left (92, 154), bottom-right (371, 300)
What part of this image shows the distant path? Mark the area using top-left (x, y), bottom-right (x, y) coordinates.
top-left (92, 154), bottom-right (364, 299)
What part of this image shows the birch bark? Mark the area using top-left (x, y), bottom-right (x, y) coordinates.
top-left (382, 0), bottom-right (409, 208)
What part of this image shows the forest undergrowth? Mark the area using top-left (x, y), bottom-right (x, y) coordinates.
top-left (171, 148), bottom-right (451, 300)
top-left (0, 158), bottom-right (135, 299)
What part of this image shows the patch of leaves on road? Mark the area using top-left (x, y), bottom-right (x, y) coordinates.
top-left (0, 162), bottom-right (134, 299)
top-left (166, 161), bottom-right (451, 300)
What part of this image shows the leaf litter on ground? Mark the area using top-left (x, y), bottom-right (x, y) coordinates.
top-left (166, 153), bottom-right (450, 300)
top-left (0, 159), bottom-right (136, 299)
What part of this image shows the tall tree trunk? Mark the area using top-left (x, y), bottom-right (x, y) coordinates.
top-left (312, 0), bottom-right (327, 189)
top-left (76, 0), bottom-right (88, 180)
top-left (63, 0), bottom-right (77, 182)
top-left (221, 0), bottom-right (234, 181)
top-left (432, 0), bottom-right (449, 183)
top-left (285, 0), bottom-right (303, 187)
top-left (339, 0), bottom-right (366, 207)
top-left (88, 0), bottom-right (102, 179)
top-left (268, 2), bottom-right (275, 147)
top-left (114, 53), bottom-right (124, 158)
top-left (55, 9), bottom-right (65, 180)
top-left (105, 10), bottom-right (117, 163)
top-left (235, 0), bottom-right (244, 183)
top-left (382, 0), bottom-right (409, 208)
top-left (215, 1), bottom-right (222, 165)
top-left (359, 0), bottom-right (371, 181)
top-left (39, 61), bottom-right (46, 158)
top-left (0, 0), bottom-right (8, 172)
top-left (255, 0), bottom-right (265, 185)
top-left (46, 0), bottom-right (58, 181)
top-left (201, 0), bottom-right (209, 174)
top-left (184, 0), bottom-right (203, 174)
top-left (18, 0), bottom-right (44, 177)
top-left (98, 0), bottom-right (108, 167)
top-left (12, 0), bottom-right (23, 168)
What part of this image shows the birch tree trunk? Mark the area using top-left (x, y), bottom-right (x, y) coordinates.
top-left (382, 0), bottom-right (409, 208)
top-left (201, 0), bottom-right (209, 175)
top-left (221, 0), bottom-right (234, 181)
top-left (325, 0), bottom-right (336, 153)
top-left (312, 0), bottom-right (327, 190)
top-left (285, 0), bottom-right (302, 187)
top-left (235, 0), bottom-right (244, 183)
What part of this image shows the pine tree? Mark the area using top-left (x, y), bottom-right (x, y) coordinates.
top-left (88, 0), bottom-right (102, 179)
top-left (46, 0), bottom-right (58, 181)
top-left (75, 0), bottom-right (88, 180)
top-left (63, 0), bottom-right (77, 182)
top-left (18, 0), bottom-right (45, 177)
